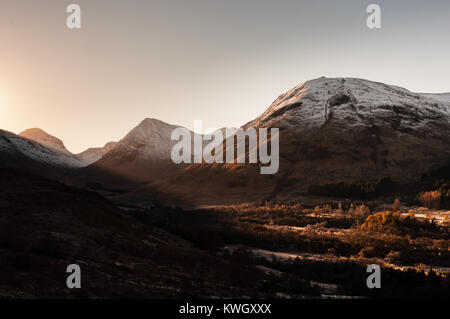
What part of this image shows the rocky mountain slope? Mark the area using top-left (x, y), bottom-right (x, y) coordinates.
top-left (246, 77), bottom-right (450, 186)
top-left (19, 128), bottom-right (117, 167)
top-left (85, 118), bottom-right (201, 183)
top-left (76, 141), bottom-right (117, 166)
top-left (153, 77), bottom-right (450, 206)
top-left (246, 77), bottom-right (450, 130)
top-left (420, 92), bottom-right (450, 105)
top-left (4, 77), bottom-right (450, 207)
top-left (19, 128), bottom-right (70, 154)
top-left (1, 129), bottom-right (84, 169)
top-left (0, 128), bottom-right (119, 174)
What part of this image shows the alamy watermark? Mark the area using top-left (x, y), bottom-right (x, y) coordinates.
top-left (66, 4), bottom-right (81, 29)
top-left (65, 4), bottom-right (380, 30)
top-left (170, 121), bottom-right (279, 175)
top-left (366, 264), bottom-right (381, 288)
top-left (66, 264), bottom-right (81, 289)
top-left (367, 4), bottom-right (381, 29)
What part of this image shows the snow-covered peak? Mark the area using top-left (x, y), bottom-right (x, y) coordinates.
top-left (100, 118), bottom-right (191, 163)
top-left (19, 128), bottom-right (70, 154)
top-left (76, 141), bottom-right (117, 166)
top-left (2, 127), bottom-right (116, 168)
top-left (125, 118), bottom-right (179, 143)
top-left (1, 129), bottom-right (85, 168)
top-left (246, 77), bottom-right (450, 130)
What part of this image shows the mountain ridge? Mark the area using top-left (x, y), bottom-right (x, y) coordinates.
top-left (2, 77), bottom-right (450, 206)
top-left (76, 141), bottom-right (118, 166)
top-left (19, 128), bottom-right (70, 154)
top-left (152, 77), bottom-right (450, 206)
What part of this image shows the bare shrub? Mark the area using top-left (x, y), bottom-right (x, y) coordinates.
top-left (334, 202), bottom-right (344, 215)
top-left (349, 204), bottom-right (370, 218)
top-left (355, 205), bottom-right (370, 217)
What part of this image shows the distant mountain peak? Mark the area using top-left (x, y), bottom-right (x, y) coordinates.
top-left (19, 128), bottom-right (69, 153)
top-left (136, 117), bottom-right (177, 130)
top-left (77, 141), bottom-right (118, 166)
top-left (1, 129), bottom-right (85, 168)
top-left (104, 141), bottom-right (118, 148)
top-left (142, 117), bottom-right (161, 123)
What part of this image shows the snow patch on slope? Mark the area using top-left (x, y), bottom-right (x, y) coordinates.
top-left (1, 129), bottom-right (85, 168)
top-left (419, 93), bottom-right (450, 112)
top-left (247, 77), bottom-right (450, 130)
top-left (103, 118), bottom-right (204, 164)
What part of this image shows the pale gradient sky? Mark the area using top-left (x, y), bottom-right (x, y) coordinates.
top-left (0, 0), bottom-right (449, 153)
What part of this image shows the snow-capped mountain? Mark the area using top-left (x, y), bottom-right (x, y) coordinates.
top-left (1, 129), bottom-right (85, 168)
top-left (15, 128), bottom-right (117, 167)
top-left (243, 77), bottom-right (450, 192)
top-left (20, 128), bottom-right (69, 153)
top-left (154, 77), bottom-right (450, 205)
top-left (246, 77), bottom-right (450, 129)
top-left (87, 118), bottom-right (202, 181)
top-left (76, 141), bottom-right (117, 166)
top-left (107, 118), bottom-right (179, 162)
top-left (3, 77), bottom-right (450, 206)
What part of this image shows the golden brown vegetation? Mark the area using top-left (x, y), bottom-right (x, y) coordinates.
top-left (419, 191), bottom-right (443, 210)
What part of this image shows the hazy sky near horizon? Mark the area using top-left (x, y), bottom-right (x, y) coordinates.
top-left (1, 0), bottom-right (449, 153)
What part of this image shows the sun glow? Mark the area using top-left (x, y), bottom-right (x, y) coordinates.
top-left (0, 91), bottom-right (7, 128)
top-left (0, 94), bottom-right (3, 116)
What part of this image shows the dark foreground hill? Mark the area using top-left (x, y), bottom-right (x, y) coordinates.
top-left (0, 169), bottom-right (276, 298)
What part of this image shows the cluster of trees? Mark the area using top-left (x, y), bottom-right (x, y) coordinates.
top-left (419, 186), bottom-right (450, 210)
top-left (362, 211), bottom-right (396, 232)
top-left (361, 210), bottom-right (445, 237)
top-left (264, 253), bottom-right (449, 298)
top-left (420, 162), bottom-right (450, 209)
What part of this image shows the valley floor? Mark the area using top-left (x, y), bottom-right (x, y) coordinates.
top-left (1, 169), bottom-right (449, 298)
top-left (143, 201), bottom-right (450, 298)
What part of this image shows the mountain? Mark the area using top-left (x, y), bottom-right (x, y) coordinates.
top-left (19, 128), bottom-right (70, 153)
top-left (85, 118), bottom-right (199, 182)
top-left (246, 77), bottom-right (450, 129)
top-left (107, 118), bottom-right (177, 162)
top-left (1, 129), bottom-right (85, 169)
top-left (420, 92), bottom-right (450, 105)
top-left (244, 77), bottom-right (450, 185)
top-left (16, 77), bottom-right (449, 207)
top-left (15, 128), bottom-right (115, 168)
top-left (76, 141), bottom-right (117, 166)
top-left (153, 77), bottom-right (450, 206)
